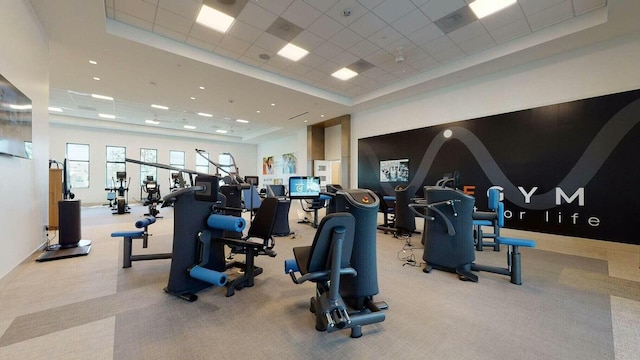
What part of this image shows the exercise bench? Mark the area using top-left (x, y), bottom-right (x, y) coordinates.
top-left (111, 216), bottom-right (171, 268)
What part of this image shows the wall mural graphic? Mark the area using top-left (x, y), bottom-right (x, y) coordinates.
top-left (358, 89), bottom-right (640, 244)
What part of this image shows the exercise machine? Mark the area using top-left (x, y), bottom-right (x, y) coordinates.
top-left (106, 171), bottom-right (130, 215)
top-left (142, 175), bottom-right (162, 217)
top-left (287, 189), bottom-right (387, 337)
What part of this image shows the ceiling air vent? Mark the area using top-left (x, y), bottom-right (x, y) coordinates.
top-left (434, 6), bottom-right (477, 34)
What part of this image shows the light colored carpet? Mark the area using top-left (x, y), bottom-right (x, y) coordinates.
top-left (1, 201), bottom-right (638, 360)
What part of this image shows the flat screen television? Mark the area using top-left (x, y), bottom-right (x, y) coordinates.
top-left (288, 176), bottom-right (321, 199)
top-left (244, 175), bottom-right (259, 186)
top-left (0, 73), bottom-right (32, 159)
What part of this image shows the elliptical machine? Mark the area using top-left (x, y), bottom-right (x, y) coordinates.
top-left (142, 175), bottom-right (162, 217)
top-left (107, 171), bottom-right (130, 215)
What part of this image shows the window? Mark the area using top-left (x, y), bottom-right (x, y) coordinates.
top-left (169, 150), bottom-right (185, 172)
top-left (218, 153), bottom-right (232, 176)
top-left (106, 146), bottom-right (125, 187)
top-left (66, 143), bottom-right (90, 188)
top-left (196, 151), bottom-right (209, 174)
top-left (140, 148), bottom-right (157, 184)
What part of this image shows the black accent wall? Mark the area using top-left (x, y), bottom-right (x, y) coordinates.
top-left (358, 89), bottom-right (640, 244)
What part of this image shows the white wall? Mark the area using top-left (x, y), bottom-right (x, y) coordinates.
top-left (49, 123), bottom-right (257, 204)
top-left (256, 129), bottom-right (307, 189)
top-left (0, 0), bottom-right (49, 279)
top-left (350, 33), bottom-right (640, 188)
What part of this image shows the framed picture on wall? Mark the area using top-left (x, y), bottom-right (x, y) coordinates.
top-left (380, 159), bottom-right (409, 182)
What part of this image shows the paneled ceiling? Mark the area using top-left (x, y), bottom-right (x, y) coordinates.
top-left (29, 0), bottom-right (638, 144)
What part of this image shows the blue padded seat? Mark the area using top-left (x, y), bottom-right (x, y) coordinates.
top-left (111, 216), bottom-right (171, 268)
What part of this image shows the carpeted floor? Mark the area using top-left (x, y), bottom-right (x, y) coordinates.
top-left (0, 201), bottom-right (638, 360)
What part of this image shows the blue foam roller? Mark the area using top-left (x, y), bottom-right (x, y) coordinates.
top-left (135, 216), bottom-right (156, 228)
top-left (207, 214), bottom-right (246, 232)
top-left (284, 258), bottom-right (299, 274)
top-left (189, 266), bottom-right (228, 286)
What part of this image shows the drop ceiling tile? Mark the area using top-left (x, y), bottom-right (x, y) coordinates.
top-left (214, 46), bottom-right (242, 60)
top-left (410, 0), bottom-right (429, 7)
top-left (237, 2), bottom-right (279, 31)
top-left (364, 48), bottom-right (392, 66)
top-left (406, 54), bottom-right (439, 71)
top-left (218, 34), bottom-right (253, 57)
top-left (313, 59), bottom-right (341, 75)
top-left (293, 30), bottom-right (324, 50)
top-left (457, 32), bottom-right (496, 55)
top-left (255, 0), bottom-right (295, 16)
top-left (286, 61), bottom-right (313, 75)
top-left (392, 8), bottom-right (431, 36)
top-left (303, 68), bottom-right (327, 82)
top-left (368, 25), bottom-right (403, 48)
top-left (186, 36), bottom-right (217, 52)
top-left (114, 0), bottom-right (157, 23)
top-left (308, 15), bottom-right (345, 40)
top-left (421, 34), bottom-right (458, 55)
top-left (372, 0), bottom-right (417, 24)
top-left (329, 27), bottom-right (364, 50)
top-left (298, 52), bottom-right (325, 68)
top-left (447, 20), bottom-right (486, 44)
top-left (238, 55), bottom-right (266, 67)
top-left (383, 38), bottom-right (416, 54)
top-left (189, 23), bottom-right (225, 44)
top-left (153, 24), bottom-right (188, 42)
top-left (406, 22), bottom-right (444, 46)
top-left (489, 17), bottom-right (531, 44)
top-left (348, 39), bottom-right (380, 58)
top-left (573, 0), bottom-right (607, 15)
top-left (281, 0), bottom-right (323, 28)
top-left (155, 7), bottom-right (192, 34)
top-left (303, 0), bottom-right (339, 13)
top-left (114, 11), bottom-right (153, 31)
top-left (228, 20), bottom-right (263, 44)
top-left (518, 0), bottom-right (565, 16)
top-left (527, 0), bottom-right (573, 31)
top-left (157, 0), bottom-right (200, 20)
top-left (243, 44), bottom-right (274, 62)
top-left (479, 2), bottom-right (526, 32)
top-left (348, 11), bottom-right (387, 38)
top-left (356, 0), bottom-right (384, 11)
top-left (419, 0), bottom-right (466, 22)
top-left (326, 0), bottom-right (368, 26)
top-left (430, 44), bottom-right (465, 63)
top-left (331, 50), bottom-right (360, 67)
top-left (314, 40), bottom-right (344, 60)
top-left (254, 32), bottom-right (288, 53)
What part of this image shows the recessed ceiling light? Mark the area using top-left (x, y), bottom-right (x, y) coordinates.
top-left (196, 5), bottom-right (235, 33)
top-left (183, 125), bottom-right (196, 130)
top-left (216, 129), bottom-right (228, 134)
top-left (236, 119), bottom-right (249, 123)
top-left (332, 67), bottom-right (358, 81)
top-left (89, 60), bottom-right (97, 65)
top-left (256, 110), bottom-right (261, 113)
top-left (48, 107), bottom-right (63, 112)
top-left (199, 86), bottom-right (205, 90)
top-left (190, 96), bottom-right (196, 100)
top-left (145, 119), bottom-right (160, 125)
top-left (151, 104), bottom-right (169, 110)
top-left (197, 112), bottom-right (213, 117)
top-left (93, 77), bottom-right (100, 81)
top-left (99, 113), bottom-right (116, 119)
top-left (320, 114), bottom-right (325, 118)
top-left (91, 93), bottom-right (113, 101)
top-left (271, 103), bottom-right (275, 106)
top-left (469, 0), bottom-right (517, 19)
top-left (277, 43), bottom-right (309, 61)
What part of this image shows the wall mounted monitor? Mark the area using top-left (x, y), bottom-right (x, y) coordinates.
top-left (0, 73), bottom-right (32, 159)
top-left (244, 175), bottom-right (259, 186)
top-left (288, 176), bottom-right (321, 199)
